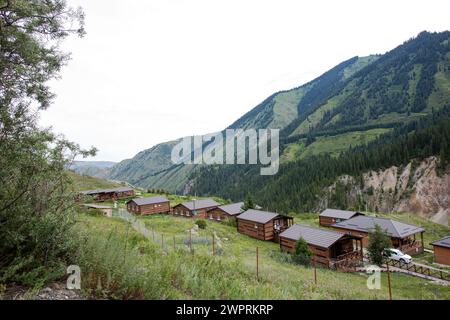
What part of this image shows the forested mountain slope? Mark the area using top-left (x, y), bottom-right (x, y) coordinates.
top-left (107, 31), bottom-right (450, 206)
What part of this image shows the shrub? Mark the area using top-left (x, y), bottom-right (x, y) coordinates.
top-left (292, 237), bottom-right (312, 266)
top-left (195, 220), bottom-right (207, 229)
top-left (367, 224), bottom-right (391, 266)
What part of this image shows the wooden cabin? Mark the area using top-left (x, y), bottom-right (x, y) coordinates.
top-left (279, 224), bottom-right (363, 269)
top-left (126, 196), bottom-right (170, 215)
top-left (172, 199), bottom-right (219, 218)
top-left (431, 236), bottom-right (450, 265)
top-left (80, 187), bottom-right (134, 202)
top-left (332, 215), bottom-right (425, 255)
top-left (236, 209), bottom-right (293, 242)
top-left (319, 209), bottom-right (364, 226)
top-left (206, 202), bottom-right (244, 222)
top-left (82, 204), bottom-right (113, 217)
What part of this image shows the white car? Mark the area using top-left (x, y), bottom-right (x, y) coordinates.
top-left (384, 248), bottom-right (412, 264)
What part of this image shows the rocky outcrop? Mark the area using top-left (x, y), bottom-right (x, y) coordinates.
top-left (324, 157), bottom-right (450, 225)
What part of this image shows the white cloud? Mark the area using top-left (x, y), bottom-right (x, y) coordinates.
top-left (39, 0), bottom-right (450, 161)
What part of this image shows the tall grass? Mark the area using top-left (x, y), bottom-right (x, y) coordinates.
top-left (73, 214), bottom-right (450, 300)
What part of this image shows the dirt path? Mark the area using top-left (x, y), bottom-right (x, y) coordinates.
top-left (2, 282), bottom-right (88, 300)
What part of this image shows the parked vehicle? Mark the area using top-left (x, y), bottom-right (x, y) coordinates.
top-left (384, 248), bottom-right (412, 264)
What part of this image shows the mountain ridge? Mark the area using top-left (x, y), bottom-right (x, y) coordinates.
top-left (98, 32), bottom-right (449, 206)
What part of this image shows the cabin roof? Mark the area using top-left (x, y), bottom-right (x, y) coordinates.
top-left (332, 215), bottom-right (424, 238)
top-left (177, 199), bottom-right (219, 211)
top-left (431, 236), bottom-right (450, 248)
top-left (128, 196), bottom-right (169, 206)
top-left (237, 209), bottom-right (282, 224)
top-left (80, 186), bottom-right (133, 195)
top-left (280, 224), bottom-right (347, 248)
top-left (320, 208), bottom-right (361, 220)
top-left (82, 204), bottom-right (112, 209)
top-left (217, 202), bottom-right (245, 216)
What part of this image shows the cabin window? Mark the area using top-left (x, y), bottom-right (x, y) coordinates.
top-left (254, 224), bottom-right (258, 229)
top-left (209, 214), bottom-right (213, 220)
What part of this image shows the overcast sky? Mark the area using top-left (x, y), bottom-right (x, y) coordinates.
top-left (39, 0), bottom-right (450, 162)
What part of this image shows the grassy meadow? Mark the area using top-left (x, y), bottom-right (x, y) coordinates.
top-left (72, 204), bottom-right (450, 300)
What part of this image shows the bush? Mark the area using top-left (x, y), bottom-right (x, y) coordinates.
top-left (195, 220), bottom-right (207, 229)
top-left (292, 237), bottom-right (312, 266)
top-left (368, 224), bottom-right (391, 266)
top-left (224, 218), bottom-right (237, 228)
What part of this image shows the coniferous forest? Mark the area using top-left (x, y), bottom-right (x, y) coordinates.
top-left (190, 105), bottom-right (450, 213)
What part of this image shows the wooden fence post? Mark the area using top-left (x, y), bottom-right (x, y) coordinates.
top-left (386, 261), bottom-right (392, 300)
top-left (173, 236), bottom-right (176, 251)
top-left (256, 247), bottom-right (259, 280)
top-left (212, 234), bottom-right (215, 256)
top-left (190, 229), bottom-right (193, 254)
top-left (313, 257), bottom-right (317, 286)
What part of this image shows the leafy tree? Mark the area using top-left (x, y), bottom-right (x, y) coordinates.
top-left (242, 195), bottom-right (255, 211)
top-left (292, 237), bottom-right (313, 266)
top-left (195, 220), bottom-right (207, 229)
top-left (0, 1), bottom-right (93, 285)
top-left (367, 224), bottom-right (391, 266)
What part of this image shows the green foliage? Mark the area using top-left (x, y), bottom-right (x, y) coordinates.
top-left (0, 1), bottom-right (94, 286)
top-left (191, 106), bottom-right (450, 213)
top-left (195, 219), bottom-right (207, 229)
top-left (367, 224), bottom-right (392, 266)
top-left (242, 195), bottom-right (255, 211)
top-left (77, 214), bottom-right (450, 300)
top-left (292, 238), bottom-right (313, 266)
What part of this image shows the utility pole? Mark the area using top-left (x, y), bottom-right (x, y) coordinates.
top-left (386, 260), bottom-right (392, 300)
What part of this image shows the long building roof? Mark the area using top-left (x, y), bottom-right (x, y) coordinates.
top-left (80, 186), bottom-right (133, 195)
top-left (320, 208), bottom-right (361, 220)
top-left (177, 199), bottom-right (219, 210)
top-left (128, 196), bottom-right (169, 206)
top-left (237, 209), bottom-right (281, 224)
top-left (280, 224), bottom-right (347, 248)
top-left (217, 202), bottom-right (245, 216)
top-left (431, 236), bottom-right (450, 248)
top-left (332, 215), bottom-right (425, 238)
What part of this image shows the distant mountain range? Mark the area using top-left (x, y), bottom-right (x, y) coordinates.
top-left (76, 31), bottom-right (450, 217)
top-left (69, 161), bottom-right (117, 179)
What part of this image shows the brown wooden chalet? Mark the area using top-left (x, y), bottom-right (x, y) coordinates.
top-left (127, 196), bottom-right (170, 215)
top-left (172, 199), bottom-right (219, 218)
top-left (279, 224), bottom-right (363, 269)
top-left (236, 209), bottom-right (293, 242)
top-left (332, 215), bottom-right (425, 255)
top-left (79, 187), bottom-right (134, 202)
top-left (207, 202), bottom-right (244, 222)
top-left (319, 209), bottom-right (364, 226)
top-left (431, 236), bottom-right (450, 265)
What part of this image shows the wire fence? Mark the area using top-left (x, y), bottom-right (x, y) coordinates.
top-left (112, 208), bottom-right (320, 285)
top-left (114, 208), bottom-right (224, 256)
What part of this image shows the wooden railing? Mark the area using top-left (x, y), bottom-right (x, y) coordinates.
top-left (399, 242), bottom-right (423, 255)
top-left (386, 259), bottom-right (450, 281)
top-left (332, 251), bottom-right (364, 271)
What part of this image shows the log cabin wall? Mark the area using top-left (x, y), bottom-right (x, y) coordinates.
top-left (237, 219), bottom-right (272, 241)
top-left (434, 246), bottom-right (450, 265)
top-left (279, 237), bottom-right (331, 267)
top-left (207, 208), bottom-right (230, 221)
top-left (132, 202), bottom-right (170, 215)
top-left (332, 227), bottom-right (370, 246)
top-left (172, 205), bottom-right (216, 218)
top-left (319, 216), bottom-right (337, 226)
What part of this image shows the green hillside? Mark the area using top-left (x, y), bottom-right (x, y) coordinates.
top-left (74, 209), bottom-right (450, 299)
top-left (67, 171), bottom-right (124, 191)
top-left (104, 32), bottom-right (449, 198)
